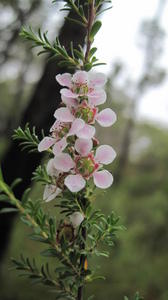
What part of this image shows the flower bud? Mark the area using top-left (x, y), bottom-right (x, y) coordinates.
top-left (70, 212), bottom-right (84, 228)
top-left (56, 223), bottom-right (74, 243)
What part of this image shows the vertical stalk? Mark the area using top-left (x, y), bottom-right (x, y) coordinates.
top-left (77, 225), bottom-right (87, 300)
top-left (78, 2), bottom-right (95, 299)
top-left (84, 0), bottom-right (95, 64)
top-left (76, 195), bottom-right (87, 300)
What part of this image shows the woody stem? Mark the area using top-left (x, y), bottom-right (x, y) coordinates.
top-left (84, 0), bottom-right (95, 64)
top-left (77, 200), bottom-right (87, 300)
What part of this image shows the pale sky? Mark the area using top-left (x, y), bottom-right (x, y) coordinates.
top-left (94, 0), bottom-right (168, 127)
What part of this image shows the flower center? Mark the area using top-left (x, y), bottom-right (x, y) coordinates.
top-left (75, 102), bottom-right (97, 123)
top-left (76, 153), bottom-right (99, 178)
top-left (72, 83), bottom-right (88, 96)
top-left (52, 123), bottom-right (70, 140)
top-left (56, 173), bottom-right (67, 189)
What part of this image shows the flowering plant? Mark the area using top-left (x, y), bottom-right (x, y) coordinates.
top-left (38, 70), bottom-right (116, 198)
top-left (0, 1), bottom-right (143, 300)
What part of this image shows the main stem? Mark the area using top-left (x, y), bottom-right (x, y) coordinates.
top-left (77, 2), bottom-right (95, 299)
top-left (77, 226), bottom-right (87, 300)
top-left (84, 0), bottom-right (95, 64)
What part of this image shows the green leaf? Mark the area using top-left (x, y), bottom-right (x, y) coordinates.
top-left (13, 124), bottom-right (40, 153)
top-left (89, 47), bottom-right (97, 58)
top-left (0, 207), bottom-right (18, 214)
top-left (41, 248), bottom-right (58, 257)
top-left (84, 63), bottom-right (92, 71)
top-left (92, 62), bottom-right (106, 67)
top-left (94, 249), bottom-right (109, 258)
top-left (74, 49), bottom-right (84, 60)
top-left (65, 17), bottom-right (86, 28)
top-left (21, 188), bottom-right (31, 205)
top-left (96, 6), bottom-right (113, 17)
top-left (11, 178), bottom-right (22, 190)
top-left (90, 20), bottom-right (102, 41)
top-left (32, 165), bottom-right (52, 184)
top-left (29, 234), bottom-right (48, 244)
top-left (0, 194), bottom-right (10, 203)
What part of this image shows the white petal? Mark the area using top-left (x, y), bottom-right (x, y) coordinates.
top-left (88, 89), bottom-right (106, 106)
top-left (43, 184), bottom-right (61, 202)
top-left (72, 71), bottom-right (88, 85)
top-left (62, 95), bottom-right (78, 108)
top-left (46, 159), bottom-right (60, 177)
top-left (64, 174), bottom-right (86, 192)
top-left (93, 170), bottom-right (113, 189)
top-left (53, 137), bottom-right (67, 156)
top-left (96, 108), bottom-right (117, 127)
top-left (54, 153), bottom-right (75, 172)
top-left (76, 124), bottom-right (95, 139)
top-left (38, 137), bottom-right (55, 152)
top-left (75, 138), bottom-right (93, 156)
top-left (89, 72), bottom-right (107, 87)
top-left (68, 118), bottom-right (85, 136)
top-left (50, 120), bottom-right (61, 133)
top-left (56, 73), bottom-right (72, 88)
top-left (95, 145), bottom-right (116, 165)
top-left (54, 107), bottom-right (74, 122)
top-left (60, 88), bottom-right (78, 98)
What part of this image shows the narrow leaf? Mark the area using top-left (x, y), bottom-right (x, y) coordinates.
top-left (90, 20), bottom-right (102, 40)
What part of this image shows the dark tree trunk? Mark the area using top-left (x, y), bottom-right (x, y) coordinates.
top-left (0, 11), bottom-right (86, 263)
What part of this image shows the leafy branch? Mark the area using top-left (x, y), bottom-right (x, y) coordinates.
top-left (11, 255), bottom-right (58, 287)
top-left (57, 0), bottom-right (88, 25)
top-left (83, 210), bottom-right (124, 258)
top-left (11, 255), bottom-right (76, 299)
top-left (0, 173), bottom-right (81, 279)
top-left (20, 0), bottom-right (111, 71)
top-left (32, 165), bottom-right (52, 185)
top-left (13, 124), bottom-right (41, 153)
top-left (20, 27), bottom-right (81, 69)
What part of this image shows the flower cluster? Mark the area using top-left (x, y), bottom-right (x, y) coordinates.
top-left (38, 71), bottom-right (116, 206)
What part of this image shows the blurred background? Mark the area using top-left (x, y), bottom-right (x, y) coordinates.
top-left (0, 0), bottom-right (168, 299)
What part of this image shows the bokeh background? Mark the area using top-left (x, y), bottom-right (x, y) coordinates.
top-left (0, 0), bottom-right (168, 299)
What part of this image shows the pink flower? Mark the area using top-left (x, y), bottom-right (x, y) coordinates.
top-left (73, 101), bottom-right (117, 127)
top-left (54, 107), bottom-right (96, 139)
top-left (38, 116), bottom-right (94, 154)
top-left (54, 101), bottom-right (116, 134)
top-left (38, 135), bottom-right (68, 155)
top-left (55, 139), bottom-right (116, 192)
top-left (73, 142), bottom-right (116, 189)
top-left (56, 71), bottom-right (107, 106)
top-left (38, 120), bottom-right (70, 153)
top-left (43, 184), bottom-right (62, 202)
